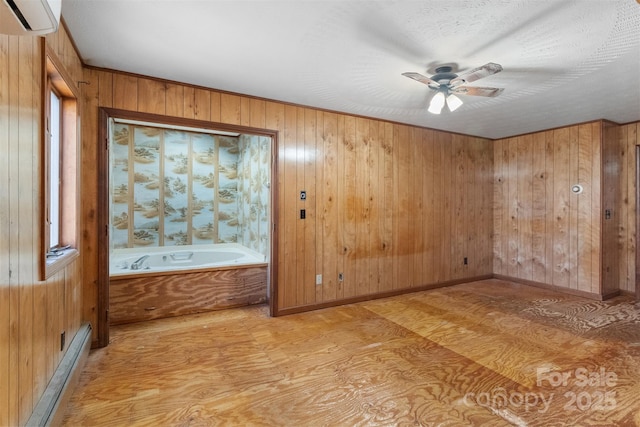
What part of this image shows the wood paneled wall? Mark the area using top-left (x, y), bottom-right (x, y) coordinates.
top-left (0, 26), bottom-right (84, 426)
top-left (492, 121), bottom-right (627, 297)
top-left (80, 68), bottom-right (494, 329)
top-left (619, 122), bottom-right (640, 293)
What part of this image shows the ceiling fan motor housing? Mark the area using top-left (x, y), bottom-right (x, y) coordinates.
top-left (432, 66), bottom-right (458, 84)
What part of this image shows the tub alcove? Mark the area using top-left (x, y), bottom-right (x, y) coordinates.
top-left (99, 109), bottom-right (276, 327)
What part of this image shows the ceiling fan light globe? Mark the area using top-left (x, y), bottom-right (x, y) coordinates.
top-left (446, 94), bottom-right (463, 112)
top-left (428, 91), bottom-right (445, 114)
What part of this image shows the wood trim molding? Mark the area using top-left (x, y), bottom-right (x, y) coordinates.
top-left (274, 275), bottom-right (494, 316)
top-left (492, 274), bottom-right (619, 301)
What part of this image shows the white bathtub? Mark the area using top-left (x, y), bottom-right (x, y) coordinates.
top-left (110, 243), bottom-right (267, 277)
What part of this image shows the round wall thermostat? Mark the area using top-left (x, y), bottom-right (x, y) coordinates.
top-left (571, 184), bottom-right (583, 194)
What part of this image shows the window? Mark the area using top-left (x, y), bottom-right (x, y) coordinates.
top-left (42, 48), bottom-right (79, 279)
top-left (48, 89), bottom-right (62, 250)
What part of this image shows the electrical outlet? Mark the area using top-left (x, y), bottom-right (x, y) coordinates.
top-left (316, 274), bottom-right (322, 285)
top-left (300, 209), bottom-right (306, 219)
top-left (463, 257), bottom-right (468, 265)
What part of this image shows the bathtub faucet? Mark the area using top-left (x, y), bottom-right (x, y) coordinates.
top-left (130, 255), bottom-right (150, 270)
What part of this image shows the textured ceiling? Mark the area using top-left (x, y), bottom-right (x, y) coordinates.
top-left (61, 0), bottom-right (640, 139)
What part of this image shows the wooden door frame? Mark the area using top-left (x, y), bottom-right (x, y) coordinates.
top-left (97, 107), bottom-right (279, 347)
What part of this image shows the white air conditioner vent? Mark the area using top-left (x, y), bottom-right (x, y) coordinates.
top-left (0, 0), bottom-right (61, 35)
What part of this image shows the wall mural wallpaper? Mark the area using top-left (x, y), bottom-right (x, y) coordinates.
top-left (110, 122), bottom-right (270, 256)
top-left (238, 135), bottom-right (271, 255)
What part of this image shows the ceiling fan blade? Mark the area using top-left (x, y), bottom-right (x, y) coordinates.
top-left (402, 72), bottom-right (440, 88)
top-left (451, 86), bottom-right (504, 97)
top-left (450, 62), bottom-right (503, 86)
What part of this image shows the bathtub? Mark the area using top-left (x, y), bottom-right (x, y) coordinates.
top-left (110, 243), bottom-right (267, 277)
top-left (109, 243), bottom-right (269, 324)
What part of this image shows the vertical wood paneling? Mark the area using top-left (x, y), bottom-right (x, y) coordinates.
top-left (492, 122), bottom-right (625, 297)
top-left (194, 88), bottom-right (210, 121)
top-left (618, 123), bottom-right (638, 293)
top-left (493, 138), bottom-right (505, 274)
top-left (391, 124), bottom-right (401, 289)
top-left (544, 132), bottom-right (555, 285)
top-left (32, 279), bottom-right (47, 401)
top-left (265, 100), bottom-right (284, 304)
top-left (552, 127), bottom-right (571, 288)
top-left (506, 138), bottom-right (518, 278)
top-left (431, 131), bottom-right (444, 282)
top-left (0, 42), bottom-right (10, 427)
top-left (342, 116), bottom-right (357, 297)
top-left (303, 109), bottom-right (317, 305)
top-left (479, 137), bottom-right (494, 274)
top-left (7, 35), bottom-right (21, 426)
top-left (602, 121), bottom-right (621, 295)
top-left (95, 72), bottom-right (112, 110)
top-left (379, 121), bottom-right (393, 281)
top-left (18, 35), bottom-right (36, 422)
top-left (220, 93), bottom-right (241, 125)
top-left (422, 130), bottom-right (434, 283)
top-left (182, 86), bottom-right (194, 119)
top-left (568, 126), bottom-right (579, 290)
top-left (624, 124), bottom-right (638, 293)
top-left (240, 97), bottom-right (251, 127)
top-left (442, 133), bottom-right (453, 279)
top-left (590, 123), bottom-right (603, 294)
top-left (250, 98), bottom-right (266, 129)
top-left (531, 133), bottom-right (546, 282)
top-left (113, 74), bottom-right (138, 111)
top-left (396, 125), bottom-right (411, 288)
top-left (618, 124), bottom-right (630, 292)
top-left (294, 107), bottom-right (305, 304)
top-left (0, 26), bottom-right (84, 425)
top-left (137, 78), bottom-right (165, 115)
top-left (577, 124), bottom-right (594, 293)
top-left (368, 120), bottom-right (380, 293)
top-left (466, 138), bottom-right (479, 274)
top-left (81, 67), bottom-right (100, 338)
top-left (321, 112), bottom-right (338, 301)
top-left (281, 105), bottom-right (297, 308)
top-left (355, 118), bottom-right (370, 295)
top-left (411, 128), bottom-right (424, 285)
top-left (517, 135), bottom-right (533, 280)
top-left (165, 83), bottom-right (184, 118)
top-left (297, 108), bottom-right (317, 305)
top-left (210, 91), bottom-right (221, 123)
top-left (364, 120), bottom-right (377, 291)
top-left (314, 111), bottom-right (323, 303)
top-left (336, 115), bottom-right (346, 299)
top-left (451, 135), bottom-right (465, 279)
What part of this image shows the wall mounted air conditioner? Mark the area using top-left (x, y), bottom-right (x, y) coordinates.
top-left (0, 0), bottom-right (61, 35)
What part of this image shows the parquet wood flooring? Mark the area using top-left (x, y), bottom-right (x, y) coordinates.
top-left (62, 279), bottom-right (640, 426)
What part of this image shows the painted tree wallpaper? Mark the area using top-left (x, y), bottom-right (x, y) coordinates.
top-left (110, 122), bottom-right (270, 256)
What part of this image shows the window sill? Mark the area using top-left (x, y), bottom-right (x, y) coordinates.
top-left (43, 248), bottom-right (79, 280)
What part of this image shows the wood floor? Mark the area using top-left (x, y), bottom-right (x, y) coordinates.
top-left (61, 279), bottom-right (640, 426)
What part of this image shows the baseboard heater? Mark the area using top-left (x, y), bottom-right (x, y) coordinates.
top-left (26, 322), bottom-right (92, 427)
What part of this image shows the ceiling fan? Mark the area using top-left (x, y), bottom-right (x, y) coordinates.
top-left (402, 62), bottom-right (504, 114)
